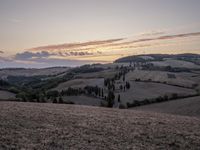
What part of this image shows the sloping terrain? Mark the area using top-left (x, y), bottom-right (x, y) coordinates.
top-left (117, 81), bottom-right (196, 105)
top-left (52, 78), bottom-right (104, 91)
top-left (0, 90), bottom-right (16, 100)
top-left (152, 59), bottom-right (200, 69)
top-left (126, 70), bottom-right (199, 88)
top-left (0, 67), bottom-right (69, 79)
top-left (0, 102), bottom-right (200, 149)
top-left (74, 69), bottom-right (118, 79)
top-left (62, 95), bottom-right (103, 106)
top-left (133, 96), bottom-right (200, 118)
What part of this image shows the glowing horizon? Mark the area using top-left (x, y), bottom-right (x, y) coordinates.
top-left (0, 0), bottom-right (200, 68)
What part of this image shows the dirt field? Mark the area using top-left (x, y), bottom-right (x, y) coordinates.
top-left (0, 90), bottom-right (15, 100)
top-left (52, 78), bottom-right (104, 91)
top-left (133, 96), bottom-right (200, 118)
top-left (0, 102), bottom-right (200, 149)
top-left (117, 81), bottom-right (196, 105)
top-left (126, 70), bottom-right (200, 88)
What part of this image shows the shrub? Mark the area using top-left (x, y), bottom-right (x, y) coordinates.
top-left (171, 93), bottom-right (178, 99)
top-left (52, 98), bottom-right (57, 103)
top-left (119, 104), bottom-right (126, 109)
top-left (58, 96), bottom-right (64, 104)
top-left (64, 100), bottom-right (74, 104)
top-left (107, 91), bottom-right (115, 107)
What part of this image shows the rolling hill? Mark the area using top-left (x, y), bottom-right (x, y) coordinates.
top-left (133, 96), bottom-right (200, 118)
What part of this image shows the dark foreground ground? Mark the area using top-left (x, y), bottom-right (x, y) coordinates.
top-left (0, 102), bottom-right (200, 150)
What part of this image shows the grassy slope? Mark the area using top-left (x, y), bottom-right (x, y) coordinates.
top-left (126, 70), bottom-right (199, 88)
top-left (133, 96), bottom-right (200, 118)
top-left (0, 90), bottom-right (16, 100)
top-left (0, 102), bottom-right (200, 149)
top-left (117, 81), bottom-right (196, 105)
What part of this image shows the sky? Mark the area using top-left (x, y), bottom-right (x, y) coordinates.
top-left (0, 0), bottom-right (200, 68)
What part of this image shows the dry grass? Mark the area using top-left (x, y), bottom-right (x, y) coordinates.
top-left (117, 81), bottom-right (196, 105)
top-left (0, 102), bottom-right (200, 149)
top-left (126, 70), bottom-right (199, 88)
top-left (133, 96), bottom-right (200, 118)
top-left (52, 78), bottom-right (104, 91)
top-left (152, 59), bottom-right (200, 69)
top-left (0, 67), bottom-right (69, 79)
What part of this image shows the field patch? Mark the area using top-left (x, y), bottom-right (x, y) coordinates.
top-left (152, 59), bottom-right (200, 69)
top-left (52, 78), bottom-right (104, 91)
top-left (126, 70), bottom-right (199, 88)
top-left (117, 81), bottom-right (196, 105)
top-left (134, 96), bottom-right (200, 118)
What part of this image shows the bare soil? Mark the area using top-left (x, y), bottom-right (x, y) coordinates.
top-left (0, 102), bottom-right (200, 149)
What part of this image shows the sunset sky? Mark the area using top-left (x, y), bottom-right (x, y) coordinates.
top-left (0, 0), bottom-right (200, 68)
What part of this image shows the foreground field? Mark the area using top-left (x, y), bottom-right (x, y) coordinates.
top-left (0, 102), bottom-right (200, 149)
top-left (133, 96), bottom-right (200, 118)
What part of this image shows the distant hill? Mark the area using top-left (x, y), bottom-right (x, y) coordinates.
top-left (0, 67), bottom-right (70, 79)
top-left (114, 53), bottom-right (200, 63)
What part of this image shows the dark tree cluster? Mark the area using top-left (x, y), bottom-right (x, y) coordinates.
top-left (60, 87), bottom-right (84, 96)
top-left (84, 86), bottom-right (104, 98)
top-left (0, 79), bottom-right (10, 86)
top-left (126, 93), bottom-right (197, 108)
top-left (107, 91), bottom-right (115, 107)
top-left (104, 79), bottom-right (115, 91)
top-left (16, 90), bottom-right (46, 103)
top-left (71, 65), bottom-right (104, 74)
top-left (125, 81), bottom-right (131, 89)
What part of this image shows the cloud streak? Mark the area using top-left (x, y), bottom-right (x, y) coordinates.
top-left (29, 38), bottom-right (124, 51)
top-left (1, 31), bottom-right (200, 68)
top-left (26, 31), bottom-right (200, 55)
top-left (15, 51), bottom-right (55, 60)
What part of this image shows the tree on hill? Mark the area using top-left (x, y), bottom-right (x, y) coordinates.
top-left (123, 74), bottom-right (125, 82)
top-left (101, 89), bottom-right (104, 97)
top-left (52, 97), bottom-right (57, 103)
top-left (47, 90), bottom-right (59, 99)
top-left (58, 96), bottom-right (64, 103)
top-left (107, 91), bottom-right (115, 107)
top-left (120, 85), bottom-right (123, 91)
top-left (126, 82), bottom-right (130, 89)
top-left (118, 94), bottom-right (121, 103)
